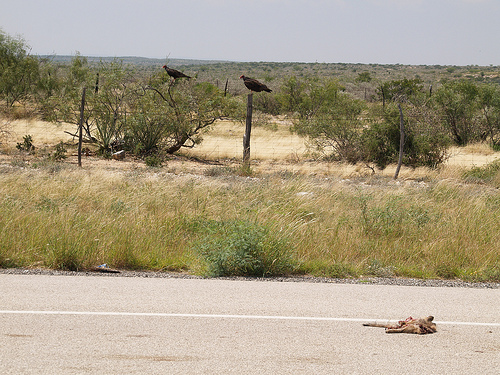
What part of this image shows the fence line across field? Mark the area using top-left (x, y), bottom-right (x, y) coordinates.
top-left (188, 130), bottom-right (307, 161)
top-left (4, 118), bottom-right (500, 167)
top-left (187, 134), bottom-right (500, 167)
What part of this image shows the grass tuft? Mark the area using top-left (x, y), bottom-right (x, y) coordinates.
top-left (462, 159), bottom-right (500, 187)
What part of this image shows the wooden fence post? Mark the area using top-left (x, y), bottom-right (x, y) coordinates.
top-left (243, 93), bottom-right (253, 166)
top-left (77, 87), bottom-right (86, 168)
top-left (394, 103), bottom-right (405, 180)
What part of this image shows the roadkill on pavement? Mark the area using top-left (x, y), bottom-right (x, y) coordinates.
top-left (363, 316), bottom-right (437, 334)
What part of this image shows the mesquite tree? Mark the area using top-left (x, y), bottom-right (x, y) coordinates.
top-left (41, 57), bottom-right (240, 156)
top-left (432, 80), bottom-right (482, 146)
top-left (137, 74), bottom-right (240, 154)
top-left (0, 30), bottom-right (41, 109)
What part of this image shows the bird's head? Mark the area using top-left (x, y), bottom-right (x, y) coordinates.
top-left (162, 65), bottom-right (167, 69)
top-left (239, 75), bottom-right (245, 79)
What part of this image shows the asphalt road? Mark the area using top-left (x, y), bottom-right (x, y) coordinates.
top-left (1, 274), bottom-right (499, 374)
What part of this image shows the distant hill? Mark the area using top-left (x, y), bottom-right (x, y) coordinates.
top-left (41, 55), bottom-right (232, 67)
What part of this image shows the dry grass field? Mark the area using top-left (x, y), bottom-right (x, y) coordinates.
top-left (1, 117), bottom-right (500, 281)
top-left (3, 117), bottom-right (499, 175)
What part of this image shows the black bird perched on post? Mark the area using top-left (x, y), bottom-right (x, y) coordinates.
top-left (240, 75), bottom-right (272, 93)
top-left (162, 65), bottom-right (191, 80)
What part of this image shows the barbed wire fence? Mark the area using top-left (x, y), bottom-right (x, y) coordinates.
top-left (187, 126), bottom-right (500, 168)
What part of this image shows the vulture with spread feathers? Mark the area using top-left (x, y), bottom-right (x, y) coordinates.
top-left (240, 75), bottom-right (272, 93)
top-left (162, 65), bottom-right (191, 80)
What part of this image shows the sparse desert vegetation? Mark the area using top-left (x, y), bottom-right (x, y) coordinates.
top-left (1, 118), bottom-right (500, 282)
top-left (1, 29), bottom-right (500, 281)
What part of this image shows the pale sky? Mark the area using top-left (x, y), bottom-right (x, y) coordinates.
top-left (1, 0), bottom-right (499, 66)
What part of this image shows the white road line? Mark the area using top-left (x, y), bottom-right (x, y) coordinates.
top-left (0, 310), bottom-right (499, 327)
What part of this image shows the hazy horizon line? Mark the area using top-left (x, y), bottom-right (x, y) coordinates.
top-left (37, 54), bottom-right (498, 68)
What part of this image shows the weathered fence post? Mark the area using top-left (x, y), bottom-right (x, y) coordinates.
top-left (77, 87), bottom-right (86, 168)
top-left (94, 73), bottom-right (99, 94)
top-left (224, 78), bottom-right (229, 97)
top-left (394, 103), bottom-right (405, 180)
top-left (243, 92), bottom-right (253, 166)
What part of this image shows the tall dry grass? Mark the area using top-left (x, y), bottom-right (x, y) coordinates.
top-left (2, 118), bottom-right (500, 280)
top-left (1, 161), bottom-right (499, 281)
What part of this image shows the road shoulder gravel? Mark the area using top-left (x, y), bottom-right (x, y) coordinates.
top-left (1, 268), bottom-right (498, 289)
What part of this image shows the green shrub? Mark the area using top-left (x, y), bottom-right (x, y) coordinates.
top-left (196, 220), bottom-right (297, 277)
top-left (361, 105), bottom-right (449, 169)
top-left (144, 155), bottom-right (162, 167)
top-left (52, 141), bottom-right (67, 161)
top-left (16, 134), bottom-right (35, 153)
top-left (360, 121), bottom-right (399, 169)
